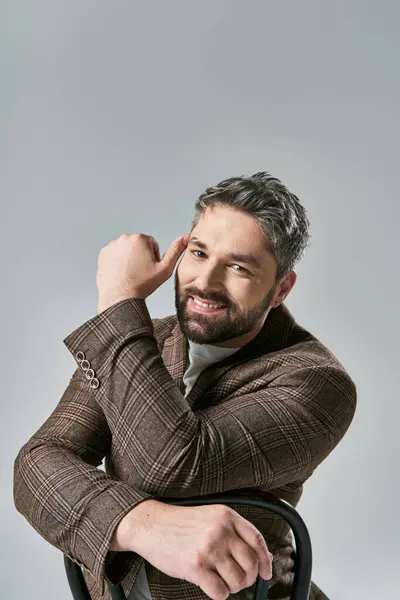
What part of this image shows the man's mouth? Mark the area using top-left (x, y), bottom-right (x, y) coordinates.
top-left (188, 296), bottom-right (227, 313)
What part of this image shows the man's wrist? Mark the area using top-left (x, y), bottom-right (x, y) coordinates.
top-left (97, 292), bottom-right (145, 314)
top-left (110, 499), bottom-right (160, 552)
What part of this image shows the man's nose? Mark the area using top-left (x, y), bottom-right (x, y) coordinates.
top-left (195, 264), bottom-right (224, 288)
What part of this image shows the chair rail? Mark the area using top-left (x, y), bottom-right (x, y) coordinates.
top-left (64, 491), bottom-right (312, 600)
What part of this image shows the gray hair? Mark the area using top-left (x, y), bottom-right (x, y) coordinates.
top-left (191, 171), bottom-right (311, 280)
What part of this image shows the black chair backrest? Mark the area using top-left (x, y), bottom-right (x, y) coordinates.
top-left (64, 491), bottom-right (312, 600)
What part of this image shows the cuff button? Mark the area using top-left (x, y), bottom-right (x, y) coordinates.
top-left (90, 378), bottom-right (100, 389)
top-left (81, 359), bottom-right (91, 371)
top-left (85, 368), bottom-right (95, 380)
top-left (76, 351), bottom-right (86, 362)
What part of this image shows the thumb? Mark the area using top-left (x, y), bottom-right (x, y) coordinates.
top-left (160, 234), bottom-right (190, 273)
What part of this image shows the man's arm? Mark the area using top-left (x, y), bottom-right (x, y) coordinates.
top-left (13, 370), bottom-right (153, 595)
top-left (63, 297), bottom-right (357, 497)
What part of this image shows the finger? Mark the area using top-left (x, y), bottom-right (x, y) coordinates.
top-left (233, 519), bottom-right (273, 580)
top-left (214, 551), bottom-right (251, 595)
top-left (222, 537), bottom-right (260, 592)
top-left (194, 568), bottom-right (230, 600)
top-left (160, 235), bottom-right (189, 272)
top-left (147, 236), bottom-right (161, 261)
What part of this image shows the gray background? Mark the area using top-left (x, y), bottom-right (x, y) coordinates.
top-left (2, 1), bottom-right (399, 598)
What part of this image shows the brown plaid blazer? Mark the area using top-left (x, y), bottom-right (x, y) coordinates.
top-left (13, 298), bottom-right (357, 600)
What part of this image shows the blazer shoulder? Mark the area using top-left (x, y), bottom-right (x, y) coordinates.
top-left (267, 335), bottom-right (358, 444)
top-left (282, 330), bottom-right (358, 415)
top-left (286, 320), bottom-right (356, 380)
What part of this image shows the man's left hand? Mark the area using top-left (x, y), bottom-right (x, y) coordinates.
top-left (96, 232), bottom-right (190, 313)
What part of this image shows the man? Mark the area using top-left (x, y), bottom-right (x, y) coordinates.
top-left (13, 172), bottom-right (357, 600)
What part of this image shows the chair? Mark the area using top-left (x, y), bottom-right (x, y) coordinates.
top-left (64, 490), bottom-right (312, 600)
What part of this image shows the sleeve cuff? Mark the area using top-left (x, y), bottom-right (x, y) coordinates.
top-left (62, 298), bottom-right (154, 384)
top-left (75, 482), bottom-right (152, 595)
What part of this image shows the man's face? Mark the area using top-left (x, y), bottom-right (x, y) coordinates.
top-left (174, 205), bottom-right (281, 347)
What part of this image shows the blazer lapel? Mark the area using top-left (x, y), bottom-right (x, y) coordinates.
top-left (161, 302), bottom-right (300, 410)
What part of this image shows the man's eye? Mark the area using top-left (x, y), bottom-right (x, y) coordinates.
top-left (191, 251), bottom-right (249, 273)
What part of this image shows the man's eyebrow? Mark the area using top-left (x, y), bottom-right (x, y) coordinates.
top-left (188, 236), bottom-right (262, 270)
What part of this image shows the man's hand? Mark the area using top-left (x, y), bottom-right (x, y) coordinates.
top-left (111, 499), bottom-right (273, 600)
top-left (96, 232), bottom-right (190, 313)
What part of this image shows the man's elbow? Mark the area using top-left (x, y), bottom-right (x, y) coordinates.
top-left (13, 437), bottom-right (49, 516)
top-left (13, 441), bottom-right (32, 515)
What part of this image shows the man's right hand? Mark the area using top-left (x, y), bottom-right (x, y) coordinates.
top-left (111, 499), bottom-right (273, 600)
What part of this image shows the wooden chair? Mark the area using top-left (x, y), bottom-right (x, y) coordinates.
top-left (64, 490), bottom-right (312, 600)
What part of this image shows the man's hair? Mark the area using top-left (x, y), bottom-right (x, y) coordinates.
top-left (191, 171), bottom-right (311, 280)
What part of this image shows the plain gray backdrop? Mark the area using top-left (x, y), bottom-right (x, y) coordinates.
top-left (2, 1), bottom-right (399, 598)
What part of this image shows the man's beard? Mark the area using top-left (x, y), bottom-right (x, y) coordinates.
top-left (174, 272), bottom-right (276, 345)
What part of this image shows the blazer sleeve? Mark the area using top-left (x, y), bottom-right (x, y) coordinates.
top-left (62, 297), bottom-right (357, 497)
top-left (13, 367), bottom-right (153, 595)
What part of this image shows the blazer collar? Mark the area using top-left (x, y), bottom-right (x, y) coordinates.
top-left (161, 303), bottom-right (298, 409)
